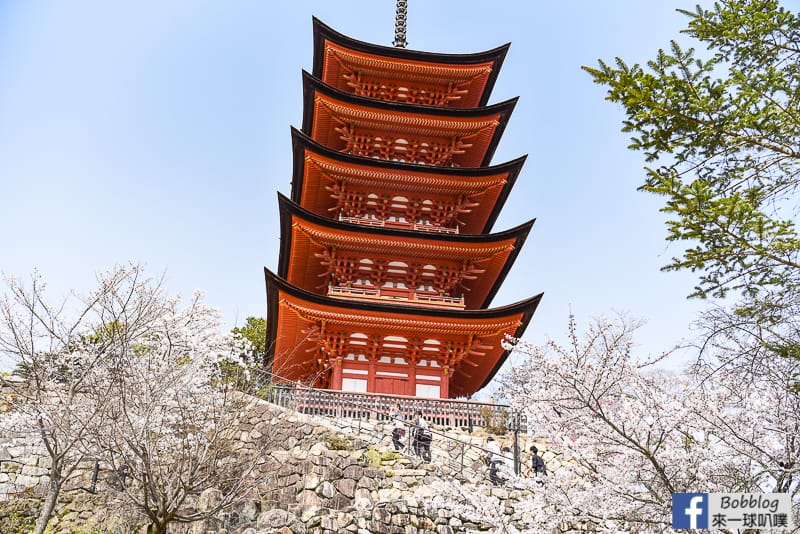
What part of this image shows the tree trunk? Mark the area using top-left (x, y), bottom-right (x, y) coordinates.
top-left (147, 520), bottom-right (168, 534)
top-left (33, 475), bottom-right (61, 534)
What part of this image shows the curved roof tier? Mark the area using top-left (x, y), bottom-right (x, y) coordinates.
top-left (301, 71), bottom-right (516, 168)
top-left (264, 268), bottom-right (542, 399)
top-left (276, 193), bottom-right (534, 309)
top-left (289, 128), bottom-right (526, 234)
top-left (312, 17), bottom-right (509, 109)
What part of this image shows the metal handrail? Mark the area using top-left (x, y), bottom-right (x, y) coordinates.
top-left (262, 383), bottom-right (524, 479)
top-left (247, 369), bottom-right (527, 479)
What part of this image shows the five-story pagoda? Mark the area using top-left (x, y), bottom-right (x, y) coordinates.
top-left (265, 11), bottom-right (542, 399)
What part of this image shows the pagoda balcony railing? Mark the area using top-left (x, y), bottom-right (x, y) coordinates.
top-left (328, 284), bottom-right (465, 308)
top-left (264, 383), bottom-right (525, 433)
top-left (338, 215), bottom-right (459, 234)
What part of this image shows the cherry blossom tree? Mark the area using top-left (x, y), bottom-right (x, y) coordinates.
top-left (687, 317), bottom-right (800, 498)
top-left (82, 291), bottom-right (265, 534)
top-left (0, 264), bottom-right (264, 534)
top-left (496, 314), bottom-right (800, 532)
top-left (0, 266), bottom-right (150, 534)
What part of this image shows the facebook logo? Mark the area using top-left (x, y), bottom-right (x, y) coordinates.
top-left (672, 493), bottom-right (709, 529)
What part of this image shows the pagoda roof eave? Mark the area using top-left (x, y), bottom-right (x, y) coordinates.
top-left (264, 268), bottom-right (542, 397)
top-left (290, 126), bottom-right (527, 180)
top-left (311, 17), bottom-right (509, 108)
top-left (267, 267), bottom-right (542, 320)
top-left (277, 192), bottom-right (534, 251)
top-left (275, 193), bottom-right (535, 308)
top-left (289, 127), bottom-right (526, 233)
top-left (301, 72), bottom-right (517, 168)
top-left (302, 70), bottom-right (518, 122)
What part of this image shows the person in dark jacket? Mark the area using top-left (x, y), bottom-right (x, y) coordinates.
top-left (530, 445), bottom-right (546, 483)
top-left (389, 403), bottom-right (406, 451)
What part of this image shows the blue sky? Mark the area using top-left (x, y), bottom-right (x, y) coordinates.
top-left (1, 0), bottom-right (749, 382)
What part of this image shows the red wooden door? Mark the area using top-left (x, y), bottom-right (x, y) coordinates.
top-left (375, 377), bottom-right (408, 396)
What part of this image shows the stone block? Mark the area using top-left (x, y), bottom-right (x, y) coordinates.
top-left (278, 463), bottom-right (297, 476)
top-left (298, 461), bottom-right (314, 475)
top-left (391, 513), bottom-right (410, 526)
top-left (297, 489), bottom-right (322, 508)
top-left (387, 468), bottom-right (427, 477)
top-left (279, 488), bottom-right (298, 506)
top-left (343, 465), bottom-right (364, 480)
top-left (336, 511), bottom-right (354, 528)
top-left (335, 477), bottom-right (356, 498)
top-left (303, 473), bottom-right (321, 490)
top-left (300, 505), bottom-right (325, 522)
top-left (491, 487), bottom-right (509, 499)
top-left (5, 446), bottom-right (25, 458)
top-left (377, 488), bottom-right (402, 502)
top-left (364, 468), bottom-right (385, 479)
top-left (354, 497), bottom-right (372, 510)
top-left (281, 473), bottom-right (301, 488)
top-left (329, 493), bottom-right (352, 510)
top-left (14, 474), bottom-right (41, 487)
top-left (354, 487), bottom-right (371, 500)
top-left (20, 464), bottom-right (47, 477)
top-left (309, 442), bottom-right (328, 455)
top-left (437, 508), bottom-right (455, 520)
top-left (316, 480), bottom-right (336, 499)
top-left (239, 498), bottom-right (261, 521)
top-left (320, 515), bottom-right (339, 530)
top-left (257, 508), bottom-right (296, 529)
top-left (324, 465), bottom-right (343, 479)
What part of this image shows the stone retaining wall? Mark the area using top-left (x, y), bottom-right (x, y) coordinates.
top-left (1, 396), bottom-right (545, 533)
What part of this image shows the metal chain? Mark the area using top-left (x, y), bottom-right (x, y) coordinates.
top-left (393, 0), bottom-right (408, 48)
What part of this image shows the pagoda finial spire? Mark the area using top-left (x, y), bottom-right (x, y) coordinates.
top-left (393, 0), bottom-right (408, 48)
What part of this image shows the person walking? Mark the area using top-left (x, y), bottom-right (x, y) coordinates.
top-left (389, 403), bottom-right (406, 451)
top-left (530, 445), bottom-right (546, 484)
top-left (487, 437), bottom-right (506, 486)
top-left (412, 410), bottom-right (432, 462)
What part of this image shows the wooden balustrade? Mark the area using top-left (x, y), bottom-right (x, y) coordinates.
top-left (338, 215), bottom-right (458, 234)
top-left (264, 384), bottom-right (524, 432)
top-left (328, 285), bottom-right (465, 307)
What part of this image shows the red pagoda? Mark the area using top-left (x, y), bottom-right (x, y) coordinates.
top-left (265, 15), bottom-right (542, 399)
